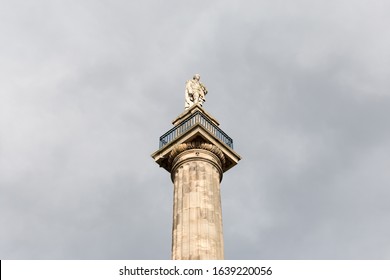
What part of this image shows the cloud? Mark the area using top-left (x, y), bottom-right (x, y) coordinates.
top-left (1, 0), bottom-right (389, 259)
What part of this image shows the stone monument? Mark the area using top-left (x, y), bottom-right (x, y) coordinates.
top-left (184, 74), bottom-right (208, 109)
top-left (151, 75), bottom-right (241, 260)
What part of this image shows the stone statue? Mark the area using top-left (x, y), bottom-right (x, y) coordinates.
top-left (185, 74), bottom-right (208, 110)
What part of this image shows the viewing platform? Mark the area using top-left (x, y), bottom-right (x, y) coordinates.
top-left (152, 104), bottom-right (240, 173)
top-left (159, 110), bottom-right (234, 149)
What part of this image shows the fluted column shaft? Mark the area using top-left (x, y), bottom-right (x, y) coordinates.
top-left (171, 148), bottom-right (224, 260)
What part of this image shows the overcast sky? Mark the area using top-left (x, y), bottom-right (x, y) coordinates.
top-left (1, 0), bottom-right (390, 260)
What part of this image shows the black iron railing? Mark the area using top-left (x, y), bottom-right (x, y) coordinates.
top-left (159, 111), bottom-right (234, 149)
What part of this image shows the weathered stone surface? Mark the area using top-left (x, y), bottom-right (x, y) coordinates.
top-left (151, 106), bottom-right (241, 260)
top-left (171, 149), bottom-right (224, 260)
top-left (185, 74), bottom-right (208, 110)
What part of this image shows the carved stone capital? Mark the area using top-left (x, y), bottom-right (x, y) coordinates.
top-left (168, 141), bottom-right (226, 183)
top-left (168, 141), bottom-right (226, 167)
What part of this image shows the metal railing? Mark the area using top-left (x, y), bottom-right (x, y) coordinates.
top-left (159, 111), bottom-right (234, 149)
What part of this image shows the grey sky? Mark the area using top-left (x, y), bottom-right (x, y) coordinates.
top-left (1, 0), bottom-right (390, 259)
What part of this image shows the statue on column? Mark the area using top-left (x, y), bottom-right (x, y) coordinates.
top-left (185, 74), bottom-right (208, 110)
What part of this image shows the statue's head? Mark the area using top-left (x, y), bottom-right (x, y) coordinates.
top-left (193, 74), bottom-right (200, 81)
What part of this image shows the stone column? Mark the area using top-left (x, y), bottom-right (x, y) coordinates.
top-left (151, 105), bottom-right (241, 260)
top-left (169, 143), bottom-right (225, 260)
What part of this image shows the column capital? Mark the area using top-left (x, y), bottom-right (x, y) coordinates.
top-left (169, 141), bottom-right (226, 166)
top-left (170, 142), bottom-right (225, 182)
